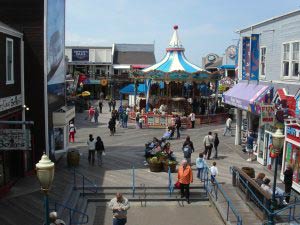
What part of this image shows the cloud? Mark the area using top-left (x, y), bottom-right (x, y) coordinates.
top-left (65, 31), bottom-right (111, 46)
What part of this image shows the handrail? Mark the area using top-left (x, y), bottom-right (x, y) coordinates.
top-left (168, 166), bottom-right (174, 196)
top-left (73, 168), bottom-right (98, 196)
top-left (132, 165), bottom-right (135, 197)
top-left (204, 163), bottom-right (243, 225)
top-left (50, 201), bottom-right (89, 225)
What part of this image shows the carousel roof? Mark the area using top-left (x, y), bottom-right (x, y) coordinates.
top-left (143, 25), bottom-right (205, 73)
top-left (130, 25), bottom-right (220, 82)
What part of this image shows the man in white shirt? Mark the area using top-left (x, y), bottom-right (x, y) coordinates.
top-left (203, 131), bottom-right (214, 160)
top-left (210, 161), bottom-right (218, 184)
top-left (189, 112), bottom-right (196, 128)
top-left (223, 116), bottom-right (233, 136)
top-left (109, 193), bottom-right (130, 225)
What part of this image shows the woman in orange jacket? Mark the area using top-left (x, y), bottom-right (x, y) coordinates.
top-left (177, 159), bottom-right (193, 204)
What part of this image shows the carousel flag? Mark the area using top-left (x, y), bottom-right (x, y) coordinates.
top-left (145, 79), bottom-right (152, 112)
top-left (242, 37), bottom-right (250, 80)
top-left (250, 34), bottom-right (260, 81)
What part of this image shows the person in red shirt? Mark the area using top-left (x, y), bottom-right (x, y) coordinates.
top-left (177, 159), bottom-right (193, 204)
top-left (88, 106), bottom-right (95, 121)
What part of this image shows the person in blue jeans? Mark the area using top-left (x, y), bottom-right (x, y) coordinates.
top-left (109, 193), bottom-right (130, 225)
top-left (196, 153), bottom-right (205, 181)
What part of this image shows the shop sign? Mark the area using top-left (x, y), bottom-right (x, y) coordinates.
top-left (286, 126), bottom-right (300, 140)
top-left (72, 49), bottom-right (89, 61)
top-left (0, 94), bottom-right (22, 112)
top-left (260, 104), bottom-right (275, 125)
top-left (0, 129), bottom-right (31, 150)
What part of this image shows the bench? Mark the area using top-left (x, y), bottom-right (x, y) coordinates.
top-left (232, 166), bottom-right (272, 220)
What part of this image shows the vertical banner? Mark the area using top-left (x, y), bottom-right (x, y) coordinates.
top-left (235, 40), bottom-right (239, 79)
top-left (250, 34), bottom-right (260, 80)
top-left (242, 37), bottom-right (250, 80)
top-left (260, 103), bottom-right (275, 126)
top-left (145, 79), bottom-right (152, 112)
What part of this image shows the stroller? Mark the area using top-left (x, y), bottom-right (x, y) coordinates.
top-left (161, 126), bottom-right (175, 140)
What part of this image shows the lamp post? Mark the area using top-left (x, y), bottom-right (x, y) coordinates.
top-left (269, 128), bottom-right (285, 224)
top-left (36, 154), bottom-right (55, 225)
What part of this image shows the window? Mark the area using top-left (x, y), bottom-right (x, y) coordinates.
top-left (260, 47), bottom-right (266, 76)
top-left (282, 41), bottom-right (300, 78)
top-left (292, 42), bottom-right (299, 76)
top-left (282, 43), bottom-right (290, 77)
top-left (6, 38), bottom-right (14, 84)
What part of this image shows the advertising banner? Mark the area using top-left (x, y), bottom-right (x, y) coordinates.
top-left (242, 37), bottom-right (250, 80)
top-left (0, 94), bottom-right (22, 112)
top-left (235, 40), bottom-right (239, 79)
top-left (250, 34), bottom-right (260, 80)
top-left (0, 129), bottom-right (31, 150)
top-left (260, 104), bottom-right (275, 125)
top-left (72, 49), bottom-right (89, 61)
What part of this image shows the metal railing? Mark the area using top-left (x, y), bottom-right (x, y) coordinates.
top-left (73, 168), bottom-right (98, 197)
top-left (231, 166), bottom-right (300, 225)
top-left (132, 165), bottom-right (135, 197)
top-left (204, 163), bottom-right (243, 225)
top-left (50, 201), bottom-right (89, 225)
top-left (168, 166), bottom-right (174, 196)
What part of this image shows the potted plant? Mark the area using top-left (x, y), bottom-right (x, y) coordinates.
top-left (163, 159), bottom-right (177, 173)
top-left (148, 156), bottom-right (163, 172)
top-left (155, 151), bottom-right (168, 162)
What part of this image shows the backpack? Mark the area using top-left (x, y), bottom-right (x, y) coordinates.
top-left (183, 146), bottom-right (192, 158)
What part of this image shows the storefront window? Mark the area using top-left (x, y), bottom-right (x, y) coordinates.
top-left (258, 126), bottom-right (265, 159)
top-left (285, 142), bottom-right (300, 184)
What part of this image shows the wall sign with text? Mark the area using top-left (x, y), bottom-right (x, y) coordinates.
top-left (72, 49), bottom-right (89, 61)
top-left (0, 94), bottom-right (22, 112)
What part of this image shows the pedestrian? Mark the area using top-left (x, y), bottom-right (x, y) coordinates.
top-left (94, 108), bottom-right (99, 124)
top-left (135, 112), bottom-right (140, 129)
top-left (175, 115), bottom-right (181, 139)
top-left (139, 117), bottom-right (143, 129)
top-left (88, 106), bottom-right (95, 122)
top-left (112, 99), bottom-right (116, 111)
top-left (223, 116), bottom-right (232, 136)
top-left (210, 161), bottom-right (218, 184)
top-left (95, 136), bottom-right (105, 166)
top-left (189, 112), bottom-right (196, 128)
top-left (49, 211), bottom-right (66, 225)
top-left (109, 193), bottom-right (130, 225)
top-left (203, 131), bottom-right (214, 160)
top-left (246, 132), bottom-right (254, 162)
top-left (284, 164), bottom-right (293, 203)
top-left (87, 134), bottom-right (96, 165)
top-left (255, 173), bottom-right (265, 187)
top-left (182, 136), bottom-right (195, 164)
top-left (108, 100), bottom-right (112, 112)
top-left (196, 153), bottom-right (205, 181)
top-left (69, 121), bottom-right (76, 143)
top-left (177, 159), bottom-right (193, 204)
top-left (108, 118), bottom-right (116, 136)
top-left (99, 101), bottom-right (103, 113)
top-left (122, 111), bottom-right (128, 128)
top-left (213, 133), bottom-right (219, 159)
top-left (100, 91), bottom-right (104, 100)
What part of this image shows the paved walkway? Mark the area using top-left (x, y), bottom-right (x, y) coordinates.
top-left (0, 100), bottom-right (291, 225)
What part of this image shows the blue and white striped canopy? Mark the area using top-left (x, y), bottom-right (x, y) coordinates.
top-left (143, 25), bottom-right (205, 73)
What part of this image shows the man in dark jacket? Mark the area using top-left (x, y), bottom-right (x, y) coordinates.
top-left (284, 165), bottom-right (293, 203)
top-left (175, 115), bottom-right (181, 139)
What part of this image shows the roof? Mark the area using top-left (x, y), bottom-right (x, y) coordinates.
top-left (237, 9), bottom-right (300, 33)
top-left (0, 21), bottom-right (23, 38)
top-left (65, 46), bottom-right (112, 49)
top-left (119, 84), bottom-right (145, 94)
top-left (143, 25), bottom-right (205, 73)
top-left (219, 65), bottom-right (235, 70)
top-left (114, 44), bottom-right (154, 52)
top-left (113, 51), bottom-right (156, 65)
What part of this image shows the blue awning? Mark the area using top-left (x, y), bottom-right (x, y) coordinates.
top-left (219, 65), bottom-right (235, 70)
top-left (119, 84), bottom-right (146, 94)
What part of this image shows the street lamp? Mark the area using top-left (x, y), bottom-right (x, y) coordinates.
top-left (36, 153), bottom-right (55, 225)
top-left (269, 128), bottom-right (285, 224)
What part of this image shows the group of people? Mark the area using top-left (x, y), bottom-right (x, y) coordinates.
top-left (87, 134), bottom-right (105, 166)
top-left (255, 168), bottom-right (291, 206)
top-left (203, 131), bottom-right (219, 160)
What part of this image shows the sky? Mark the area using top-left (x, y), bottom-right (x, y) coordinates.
top-left (66, 0), bottom-right (299, 65)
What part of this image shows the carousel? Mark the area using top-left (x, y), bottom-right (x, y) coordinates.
top-left (129, 25), bottom-right (222, 128)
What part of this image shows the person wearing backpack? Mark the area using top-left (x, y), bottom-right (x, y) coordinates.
top-left (182, 136), bottom-right (194, 164)
top-left (95, 136), bottom-right (105, 166)
top-left (213, 133), bottom-right (220, 159)
top-left (196, 153), bottom-right (205, 181)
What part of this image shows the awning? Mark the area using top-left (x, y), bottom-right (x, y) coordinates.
top-left (223, 82), bottom-right (272, 113)
top-left (219, 64), bottom-right (235, 70)
top-left (119, 84), bottom-right (146, 94)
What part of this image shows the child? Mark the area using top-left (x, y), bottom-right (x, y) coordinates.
top-left (196, 153), bottom-right (205, 181)
top-left (210, 161), bottom-right (218, 184)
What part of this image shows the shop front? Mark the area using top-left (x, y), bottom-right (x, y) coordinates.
top-left (281, 120), bottom-right (300, 192)
top-left (223, 82), bottom-right (273, 148)
top-left (52, 106), bottom-right (75, 154)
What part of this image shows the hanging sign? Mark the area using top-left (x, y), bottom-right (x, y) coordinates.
top-left (0, 129), bottom-right (31, 150)
top-left (260, 104), bottom-right (275, 125)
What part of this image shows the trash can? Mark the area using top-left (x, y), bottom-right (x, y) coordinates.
top-left (242, 167), bottom-right (255, 178)
top-left (67, 149), bottom-right (80, 167)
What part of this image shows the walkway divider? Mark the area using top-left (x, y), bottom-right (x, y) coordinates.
top-left (204, 163), bottom-right (243, 225)
top-left (132, 165), bottom-right (135, 197)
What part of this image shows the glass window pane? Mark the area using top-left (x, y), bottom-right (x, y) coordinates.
top-left (283, 62), bottom-right (289, 76)
top-left (293, 42), bottom-right (299, 60)
top-left (6, 40), bottom-right (13, 82)
top-left (293, 62), bottom-right (299, 76)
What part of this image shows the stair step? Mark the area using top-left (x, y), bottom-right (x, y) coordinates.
top-left (87, 197), bottom-right (209, 202)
